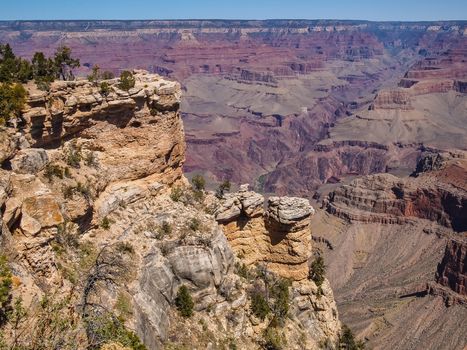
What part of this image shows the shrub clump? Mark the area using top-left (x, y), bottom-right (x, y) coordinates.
top-left (263, 326), bottom-right (287, 350)
top-left (0, 255), bottom-right (12, 324)
top-left (250, 290), bottom-right (270, 320)
top-left (170, 186), bottom-right (183, 202)
top-left (339, 324), bottom-right (365, 350)
top-left (0, 82), bottom-right (27, 125)
top-left (309, 255), bottom-right (326, 287)
top-left (188, 217), bottom-right (201, 232)
top-left (191, 174), bottom-right (205, 191)
top-left (118, 70), bottom-right (135, 91)
top-left (175, 285), bottom-right (194, 318)
top-left (101, 217), bottom-right (111, 230)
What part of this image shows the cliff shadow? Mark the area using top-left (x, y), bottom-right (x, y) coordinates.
top-left (264, 217), bottom-right (289, 246)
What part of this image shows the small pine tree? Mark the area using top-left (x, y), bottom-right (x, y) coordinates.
top-left (175, 285), bottom-right (194, 318)
top-left (250, 291), bottom-right (270, 320)
top-left (191, 174), bottom-right (205, 191)
top-left (309, 256), bottom-right (326, 287)
top-left (339, 324), bottom-right (365, 350)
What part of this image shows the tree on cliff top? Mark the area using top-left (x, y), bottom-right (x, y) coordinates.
top-left (54, 46), bottom-right (80, 80)
top-left (0, 43), bottom-right (32, 83)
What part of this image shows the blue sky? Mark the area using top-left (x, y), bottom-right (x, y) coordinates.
top-left (1, 0), bottom-right (466, 21)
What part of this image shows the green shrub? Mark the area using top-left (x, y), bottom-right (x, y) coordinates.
top-left (0, 82), bottom-right (27, 125)
top-left (235, 262), bottom-right (249, 279)
top-left (0, 255), bottom-right (12, 324)
top-left (188, 218), bottom-right (200, 232)
top-left (84, 151), bottom-right (97, 167)
top-left (118, 70), bottom-right (135, 91)
top-left (44, 164), bottom-right (64, 182)
top-left (101, 217), bottom-right (111, 230)
top-left (263, 326), bottom-right (286, 350)
top-left (156, 221), bottom-right (172, 239)
top-left (339, 324), bottom-right (365, 350)
top-left (100, 81), bottom-right (111, 96)
top-left (87, 65), bottom-right (100, 85)
top-left (170, 186), bottom-right (183, 202)
top-left (0, 44), bottom-right (32, 83)
top-left (54, 46), bottom-right (80, 80)
top-left (193, 189), bottom-right (204, 203)
top-left (62, 185), bottom-right (74, 199)
top-left (175, 285), bottom-right (194, 318)
top-left (270, 278), bottom-right (291, 325)
top-left (191, 174), bottom-right (205, 191)
top-left (115, 292), bottom-right (133, 320)
top-left (309, 256), bottom-right (326, 287)
top-left (65, 145), bottom-right (81, 168)
top-left (250, 291), bottom-right (270, 320)
top-left (86, 312), bottom-right (147, 350)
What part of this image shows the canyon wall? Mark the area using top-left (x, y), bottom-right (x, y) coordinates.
top-left (2, 20), bottom-right (465, 194)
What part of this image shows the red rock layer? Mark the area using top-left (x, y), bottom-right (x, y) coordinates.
top-left (324, 154), bottom-right (467, 232)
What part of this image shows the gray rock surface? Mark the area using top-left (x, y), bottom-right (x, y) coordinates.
top-left (267, 196), bottom-right (314, 224)
top-left (134, 227), bottom-right (234, 348)
top-left (215, 185), bottom-right (264, 222)
top-left (10, 148), bottom-right (48, 174)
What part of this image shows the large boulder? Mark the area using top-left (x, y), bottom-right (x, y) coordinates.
top-left (10, 148), bottom-right (48, 174)
top-left (20, 195), bottom-right (63, 235)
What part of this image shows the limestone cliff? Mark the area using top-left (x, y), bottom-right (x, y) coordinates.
top-left (0, 72), bottom-right (341, 349)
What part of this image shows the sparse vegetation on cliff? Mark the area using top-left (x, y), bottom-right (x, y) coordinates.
top-left (191, 174), bottom-right (206, 191)
top-left (175, 285), bottom-right (194, 318)
top-left (309, 256), bottom-right (326, 287)
top-left (0, 256), bottom-right (12, 325)
top-left (339, 324), bottom-right (365, 350)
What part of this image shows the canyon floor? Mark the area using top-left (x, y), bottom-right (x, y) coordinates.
top-left (1, 19), bottom-right (466, 349)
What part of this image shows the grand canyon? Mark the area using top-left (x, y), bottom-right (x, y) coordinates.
top-left (0, 19), bottom-right (466, 350)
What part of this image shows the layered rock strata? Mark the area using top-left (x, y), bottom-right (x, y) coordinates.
top-left (215, 184), bottom-right (315, 281)
top-left (435, 237), bottom-right (467, 296)
top-left (324, 153), bottom-right (467, 232)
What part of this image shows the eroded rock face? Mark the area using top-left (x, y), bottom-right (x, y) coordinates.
top-left (0, 71), bottom-right (185, 284)
top-left (325, 153), bottom-right (467, 232)
top-left (436, 238), bottom-right (467, 296)
top-left (215, 185), bottom-right (314, 281)
top-left (370, 89), bottom-right (413, 110)
top-left (134, 227), bottom-right (234, 348)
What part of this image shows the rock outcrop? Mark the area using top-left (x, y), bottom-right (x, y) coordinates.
top-left (370, 89), bottom-right (413, 110)
top-left (324, 152), bottom-right (467, 232)
top-left (0, 72), bottom-right (341, 349)
top-left (435, 237), bottom-right (467, 296)
top-left (215, 184), bottom-right (315, 281)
